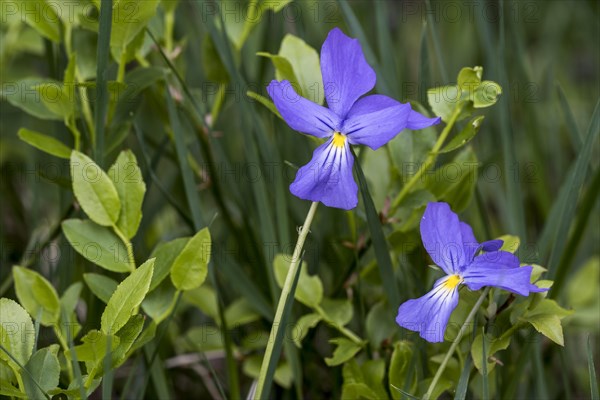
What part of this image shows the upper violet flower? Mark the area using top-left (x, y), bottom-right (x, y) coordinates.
top-left (267, 28), bottom-right (440, 210)
top-left (396, 202), bottom-right (547, 343)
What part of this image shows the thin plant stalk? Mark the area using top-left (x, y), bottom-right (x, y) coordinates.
top-left (254, 201), bottom-right (319, 400)
top-left (391, 103), bottom-right (465, 211)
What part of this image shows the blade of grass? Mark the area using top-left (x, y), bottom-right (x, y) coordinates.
top-left (588, 336), bottom-right (599, 400)
top-left (424, 0), bottom-right (448, 83)
top-left (165, 88), bottom-right (205, 228)
top-left (547, 99), bottom-right (600, 279)
top-left (94, 0), bottom-right (112, 167)
top-left (551, 167), bottom-right (600, 297)
top-left (532, 342), bottom-right (549, 399)
top-left (498, 0), bottom-right (526, 240)
top-left (353, 150), bottom-right (400, 309)
top-left (102, 334), bottom-right (113, 400)
top-left (64, 309), bottom-right (86, 399)
top-left (559, 349), bottom-right (573, 400)
top-left (374, 1), bottom-right (398, 96)
top-left (454, 355), bottom-right (472, 400)
top-left (337, 0), bottom-right (391, 95)
top-left (481, 329), bottom-right (488, 400)
top-left (209, 262), bottom-right (240, 400)
top-left (419, 21), bottom-right (430, 104)
top-left (556, 83), bottom-right (583, 152)
top-left (145, 344), bottom-right (171, 399)
top-left (133, 122), bottom-right (194, 229)
top-left (220, 254), bottom-right (273, 320)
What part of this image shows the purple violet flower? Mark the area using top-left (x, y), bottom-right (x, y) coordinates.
top-left (396, 202), bottom-right (547, 343)
top-left (267, 27), bottom-right (440, 210)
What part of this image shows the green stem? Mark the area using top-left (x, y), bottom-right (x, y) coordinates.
top-left (391, 103), bottom-right (465, 212)
top-left (164, 9), bottom-right (175, 53)
top-left (112, 224), bottom-right (136, 271)
top-left (254, 201), bottom-right (319, 400)
top-left (53, 326), bottom-right (75, 382)
top-left (116, 50), bottom-right (127, 84)
top-left (423, 287), bottom-right (490, 400)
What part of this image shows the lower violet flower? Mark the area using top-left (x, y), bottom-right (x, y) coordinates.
top-left (396, 202), bottom-right (547, 342)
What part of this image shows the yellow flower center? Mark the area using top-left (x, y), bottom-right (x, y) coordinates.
top-left (444, 274), bottom-right (462, 290)
top-left (332, 132), bottom-right (346, 148)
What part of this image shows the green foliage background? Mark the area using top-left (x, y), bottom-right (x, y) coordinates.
top-left (0, 0), bottom-right (598, 398)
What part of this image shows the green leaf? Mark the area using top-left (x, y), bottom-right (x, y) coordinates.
top-left (141, 281), bottom-right (178, 324)
top-left (292, 313), bottom-right (322, 348)
top-left (70, 330), bottom-right (119, 373)
top-left (149, 237), bottom-right (189, 291)
top-left (108, 150), bottom-right (146, 239)
top-left (428, 85), bottom-right (464, 122)
top-left (0, 298), bottom-right (34, 367)
top-left (242, 355), bottom-right (292, 389)
top-left (354, 155), bottom-right (400, 308)
top-left (274, 254), bottom-right (323, 308)
top-left (183, 286), bottom-right (219, 321)
top-left (70, 151), bottom-right (121, 226)
top-left (526, 314), bottom-right (565, 346)
top-left (324, 338), bottom-right (362, 366)
top-left (472, 81), bottom-right (502, 108)
top-left (261, 34), bottom-right (324, 104)
top-left (389, 341), bottom-right (418, 399)
top-left (33, 82), bottom-right (74, 119)
top-left (23, 345), bottom-right (60, 399)
top-left (62, 219), bottom-right (130, 272)
top-left (280, 34), bottom-right (323, 104)
top-left (319, 298), bottom-right (353, 328)
top-left (12, 266), bottom-right (60, 326)
top-left (84, 273), bottom-right (118, 304)
top-left (341, 383), bottom-right (380, 400)
top-left (0, 78), bottom-right (62, 120)
top-left (497, 234), bottom-right (520, 253)
top-left (224, 299), bottom-right (261, 327)
top-left (471, 332), bottom-right (511, 373)
top-left (95, 315), bottom-right (145, 375)
top-left (426, 146), bottom-right (479, 212)
top-left (440, 116), bottom-right (484, 153)
top-left (202, 36), bottom-right (229, 83)
top-left (366, 301), bottom-right (397, 349)
top-left (109, 0), bottom-right (159, 61)
top-left (17, 128), bottom-right (71, 159)
top-left (170, 228), bottom-right (211, 291)
top-left (60, 282), bottom-right (83, 315)
top-left (101, 258), bottom-right (154, 334)
top-left (457, 66), bottom-right (483, 89)
top-left (362, 359), bottom-right (388, 400)
top-left (246, 90), bottom-right (282, 119)
top-left (16, 0), bottom-right (61, 42)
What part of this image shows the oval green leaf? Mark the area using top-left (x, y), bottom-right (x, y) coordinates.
top-left (170, 228), bottom-right (211, 291)
top-left (70, 151), bottom-right (121, 226)
top-left (108, 150), bottom-right (146, 239)
top-left (0, 298), bottom-right (34, 367)
top-left (13, 266), bottom-right (60, 326)
top-left (101, 258), bottom-right (154, 335)
top-left (62, 219), bottom-right (130, 272)
top-left (17, 128), bottom-right (71, 159)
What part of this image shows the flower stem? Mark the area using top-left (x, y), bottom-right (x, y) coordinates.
top-left (391, 103), bottom-right (465, 212)
top-left (254, 201), bottom-right (319, 400)
top-left (423, 287), bottom-right (490, 400)
top-left (112, 224), bottom-right (136, 271)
